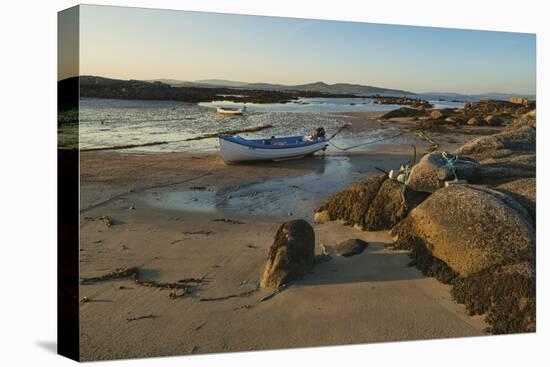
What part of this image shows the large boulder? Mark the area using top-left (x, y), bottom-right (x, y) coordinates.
top-left (314, 174), bottom-right (386, 228)
top-left (260, 220), bottom-right (315, 288)
top-left (495, 178), bottom-right (536, 223)
top-left (455, 126), bottom-right (535, 160)
top-left (364, 179), bottom-right (429, 230)
top-left (392, 184), bottom-right (534, 276)
top-left (406, 152), bottom-right (480, 193)
top-left (335, 239), bottom-right (368, 257)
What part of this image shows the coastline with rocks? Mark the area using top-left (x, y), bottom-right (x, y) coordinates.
top-left (76, 98), bottom-right (535, 360)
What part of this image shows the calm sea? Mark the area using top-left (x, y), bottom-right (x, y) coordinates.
top-left (71, 97), bottom-right (464, 153)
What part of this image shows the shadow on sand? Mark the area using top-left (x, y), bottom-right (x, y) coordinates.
top-left (295, 243), bottom-right (423, 286)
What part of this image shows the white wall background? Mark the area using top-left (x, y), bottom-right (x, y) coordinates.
top-left (0, 0), bottom-right (547, 365)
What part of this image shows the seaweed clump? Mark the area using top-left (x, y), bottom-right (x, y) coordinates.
top-left (395, 237), bottom-right (458, 284)
top-left (451, 262), bottom-right (535, 334)
top-left (392, 234), bottom-right (536, 334)
top-left (315, 174), bottom-right (386, 228)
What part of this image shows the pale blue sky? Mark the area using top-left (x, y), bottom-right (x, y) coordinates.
top-left (78, 5), bottom-right (536, 94)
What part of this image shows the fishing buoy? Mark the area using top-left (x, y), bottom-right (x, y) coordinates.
top-left (397, 174), bottom-right (406, 183)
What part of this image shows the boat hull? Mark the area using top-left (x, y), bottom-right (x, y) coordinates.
top-left (219, 137), bottom-right (327, 163)
top-left (216, 108), bottom-right (243, 115)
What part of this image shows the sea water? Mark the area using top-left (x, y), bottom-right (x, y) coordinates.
top-left (71, 97), bottom-right (463, 153)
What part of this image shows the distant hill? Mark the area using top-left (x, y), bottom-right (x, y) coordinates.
top-left (243, 81), bottom-right (413, 95)
top-left (79, 76), bottom-right (534, 103)
top-left (73, 76), bottom-right (357, 104)
top-left (149, 78), bottom-right (412, 95)
top-left (193, 79), bottom-right (249, 87)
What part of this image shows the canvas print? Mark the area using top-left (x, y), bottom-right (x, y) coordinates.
top-left (58, 4), bottom-right (536, 361)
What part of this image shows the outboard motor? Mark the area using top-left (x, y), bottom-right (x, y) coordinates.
top-left (314, 127), bottom-right (326, 139)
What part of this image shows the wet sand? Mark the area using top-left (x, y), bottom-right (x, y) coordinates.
top-left (78, 119), bottom-right (497, 360)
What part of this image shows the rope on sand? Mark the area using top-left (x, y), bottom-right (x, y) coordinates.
top-left (327, 130), bottom-right (407, 151)
top-left (80, 153), bottom-right (222, 214)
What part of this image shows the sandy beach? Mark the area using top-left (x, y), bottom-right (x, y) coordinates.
top-left (78, 115), bottom-right (498, 360)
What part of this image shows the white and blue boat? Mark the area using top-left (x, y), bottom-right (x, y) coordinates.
top-left (218, 133), bottom-right (327, 163)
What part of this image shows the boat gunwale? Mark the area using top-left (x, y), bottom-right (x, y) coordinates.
top-left (219, 135), bottom-right (326, 150)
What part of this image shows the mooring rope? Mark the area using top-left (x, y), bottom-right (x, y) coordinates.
top-left (327, 130), bottom-right (407, 151)
top-left (442, 151), bottom-right (458, 180)
top-left (80, 153), bottom-right (222, 214)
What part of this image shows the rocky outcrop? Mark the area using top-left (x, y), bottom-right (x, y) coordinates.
top-left (335, 239), bottom-right (368, 257)
top-left (380, 107), bottom-right (427, 119)
top-left (392, 184), bottom-right (534, 277)
top-left (484, 115), bottom-right (503, 126)
top-left (364, 179), bottom-right (429, 230)
top-left (475, 154), bottom-right (536, 186)
top-left (495, 178), bottom-right (536, 223)
top-left (315, 174), bottom-right (428, 231)
top-left (371, 96), bottom-right (432, 108)
top-left (314, 175), bottom-right (386, 228)
top-left (455, 126), bottom-right (535, 161)
top-left (406, 152), bottom-right (480, 193)
top-left (464, 99), bottom-right (532, 116)
top-left (467, 116), bottom-right (483, 126)
top-left (509, 96), bottom-right (536, 109)
top-left (429, 108), bottom-right (454, 120)
top-left (260, 220), bottom-right (315, 288)
top-left (505, 110), bottom-right (536, 131)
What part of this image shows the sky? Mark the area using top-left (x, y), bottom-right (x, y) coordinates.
top-left (68, 4), bottom-right (536, 95)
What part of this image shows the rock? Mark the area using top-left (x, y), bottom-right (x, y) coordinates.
top-left (335, 239), bottom-right (368, 257)
top-left (474, 154), bottom-right (536, 186)
top-left (430, 110), bottom-right (443, 119)
top-left (260, 219), bottom-right (315, 288)
top-left (484, 115), bottom-right (503, 126)
top-left (455, 126), bottom-right (535, 160)
top-left (315, 174), bottom-right (386, 229)
top-left (504, 110), bottom-right (536, 131)
top-left (509, 97), bottom-right (536, 109)
top-left (464, 99), bottom-right (531, 116)
top-left (444, 117), bottom-right (457, 124)
top-left (467, 116), bottom-right (482, 126)
top-left (430, 108), bottom-right (455, 120)
top-left (476, 168), bottom-right (535, 186)
top-left (406, 152), bottom-right (480, 193)
top-left (495, 178), bottom-right (536, 223)
top-left (372, 96), bottom-right (432, 108)
top-left (380, 107), bottom-right (427, 119)
top-left (392, 184), bottom-right (534, 276)
top-left (430, 110), bottom-right (444, 119)
top-left (364, 179), bottom-right (429, 230)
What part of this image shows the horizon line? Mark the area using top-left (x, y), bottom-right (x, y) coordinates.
top-left (62, 74), bottom-right (536, 97)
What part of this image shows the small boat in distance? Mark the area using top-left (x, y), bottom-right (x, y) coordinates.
top-left (219, 129), bottom-right (327, 163)
top-left (216, 106), bottom-right (246, 115)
